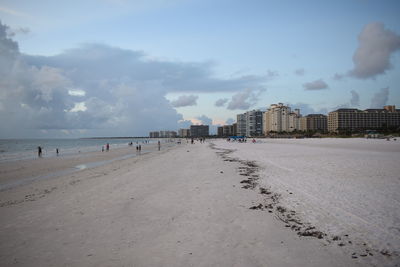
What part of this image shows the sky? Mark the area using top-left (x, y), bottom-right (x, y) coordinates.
top-left (0, 0), bottom-right (400, 137)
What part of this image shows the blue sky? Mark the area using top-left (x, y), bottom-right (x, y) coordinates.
top-left (0, 0), bottom-right (400, 137)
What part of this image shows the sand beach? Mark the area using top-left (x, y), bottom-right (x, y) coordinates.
top-left (0, 138), bottom-right (399, 266)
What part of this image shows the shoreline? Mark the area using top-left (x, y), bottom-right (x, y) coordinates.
top-left (0, 141), bottom-right (176, 191)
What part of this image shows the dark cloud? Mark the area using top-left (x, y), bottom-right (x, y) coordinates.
top-left (294, 68), bottom-right (305, 76)
top-left (214, 98), bottom-right (228, 107)
top-left (303, 79), bottom-right (329, 90)
top-left (350, 22), bottom-right (400, 79)
top-left (0, 20), bottom-right (269, 137)
top-left (350, 90), bottom-right (360, 106)
top-left (170, 95), bottom-right (198, 107)
top-left (370, 87), bottom-right (389, 108)
top-left (227, 88), bottom-right (263, 110)
top-left (332, 73), bottom-right (344, 80)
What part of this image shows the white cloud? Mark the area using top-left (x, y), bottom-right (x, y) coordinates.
top-left (350, 22), bottom-right (400, 79)
top-left (70, 102), bottom-right (87, 112)
top-left (196, 114), bottom-right (213, 125)
top-left (68, 89), bottom-right (86, 97)
top-left (370, 87), bottom-right (389, 108)
top-left (227, 88), bottom-right (261, 110)
top-left (170, 95), bottom-right (198, 108)
top-left (303, 79), bottom-right (329, 90)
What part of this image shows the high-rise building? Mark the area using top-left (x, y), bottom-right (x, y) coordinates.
top-left (217, 126), bottom-right (224, 137)
top-left (149, 131), bottom-right (160, 138)
top-left (178, 128), bottom-right (190, 137)
top-left (301, 114), bottom-right (328, 132)
top-left (307, 114), bottom-right (327, 132)
top-left (232, 123), bottom-right (237, 136)
top-left (149, 131), bottom-right (177, 138)
top-left (236, 114), bottom-right (246, 136)
top-left (328, 106), bottom-right (400, 133)
top-left (223, 125), bottom-right (234, 136)
top-left (190, 125), bottom-right (209, 137)
top-left (245, 110), bottom-right (264, 136)
top-left (263, 103), bottom-right (301, 133)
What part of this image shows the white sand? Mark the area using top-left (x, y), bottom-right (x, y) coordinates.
top-left (0, 140), bottom-right (381, 266)
top-left (214, 137), bottom-right (400, 266)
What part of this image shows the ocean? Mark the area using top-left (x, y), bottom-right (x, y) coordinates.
top-left (0, 138), bottom-right (154, 162)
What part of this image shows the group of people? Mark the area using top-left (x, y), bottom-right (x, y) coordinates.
top-left (101, 143), bottom-right (110, 152)
top-left (189, 137), bottom-right (206, 144)
top-left (226, 138), bottom-right (247, 143)
top-left (37, 146), bottom-right (60, 158)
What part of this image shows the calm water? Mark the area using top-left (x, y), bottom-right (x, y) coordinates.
top-left (0, 138), bottom-right (154, 162)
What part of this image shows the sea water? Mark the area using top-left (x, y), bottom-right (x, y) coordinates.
top-left (0, 138), bottom-right (154, 162)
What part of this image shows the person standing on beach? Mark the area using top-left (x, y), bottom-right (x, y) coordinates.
top-left (38, 146), bottom-right (42, 157)
top-left (106, 143), bottom-right (110, 151)
top-left (56, 148), bottom-right (59, 156)
top-left (158, 141), bottom-right (161, 151)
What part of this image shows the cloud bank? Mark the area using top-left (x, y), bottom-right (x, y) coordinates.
top-left (0, 20), bottom-right (268, 138)
top-left (350, 22), bottom-right (400, 79)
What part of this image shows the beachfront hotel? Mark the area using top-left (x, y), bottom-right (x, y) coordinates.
top-left (328, 105), bottom-right (400, 133)
top-left (217, 124), bottom-right (237, 137)
top-left (300, 114), bottom-right (328, 133)
top-left (149, 131), bottom-right (177, 138)
top-left (190, 125), bottom-right (209, 137)
top-left (263, 103), bottom-right (301, 134)
top-left (178, 128), bottom-right (190, 137)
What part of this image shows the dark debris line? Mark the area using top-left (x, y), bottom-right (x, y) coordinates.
top-left (209, 142), bottom-right (397, 262)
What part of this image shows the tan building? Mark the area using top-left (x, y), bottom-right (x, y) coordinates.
top-left (263, 103), bottom-right (301, 134)
top-left (300, 117), bottom-right (307, 131)
top-left (217, 124), bottom-right (236, 137)
top-left (302, 114), bottom-right (328, 132)
top-left (328, 106), bottom-right (400, 133)
top-left (178, 128), bottom-right (190, 137)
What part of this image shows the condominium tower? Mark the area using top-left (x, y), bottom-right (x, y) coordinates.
top-left (263, 103), bottom-right (301, 133)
